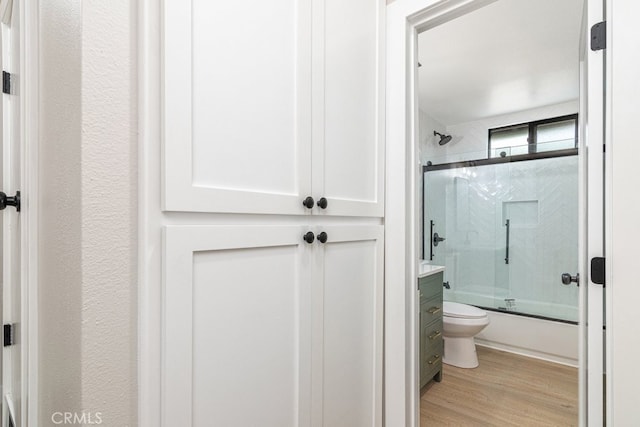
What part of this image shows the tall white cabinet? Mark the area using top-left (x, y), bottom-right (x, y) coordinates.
top-left (162, 0), bottom-right (384, 217)
top-left (146, 1), bottom-right (385, 426)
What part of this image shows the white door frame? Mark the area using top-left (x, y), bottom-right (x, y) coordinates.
top-left (385, 0), bottom-right (599, 425)
top-left (385, 2), bottom-right (495, 424)
top-left (138, 0), bottom-right (162, 425)
top-left (605, 1), bottom-right (640, 424)
top-left (585, 0), bottom-right (605, 424)
top-left (17, 0), bottom-right (38, 424)
top-left (0, 0), bottom-right (38, 425)
top-left (22, 0), bottom-right (39, 422)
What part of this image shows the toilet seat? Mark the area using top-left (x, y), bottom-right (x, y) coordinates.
top-left (443, 301), bottom-right (487, 319)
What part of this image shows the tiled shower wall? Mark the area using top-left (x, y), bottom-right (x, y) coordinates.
top-left (424, 156), bottom-right (579, 321)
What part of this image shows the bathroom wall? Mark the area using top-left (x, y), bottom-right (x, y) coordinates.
top-left (80, 1), bottom-right (137, 426)
top-left (418, 109), bottom-right (446, 165)
top-left (39, 1), bottom-right (137, 425)
top-left (39, 0), bottom-right (83, 421)
top-left (422, 100), bottom-right (579, 164)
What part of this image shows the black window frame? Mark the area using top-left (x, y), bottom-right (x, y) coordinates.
top-left (488, 113), bottom-right (579, 158)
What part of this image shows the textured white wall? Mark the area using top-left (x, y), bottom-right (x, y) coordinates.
top-left (80, 1), bottom-right (137, 426)
top-left (39, 0), bottom-right (83, 422)
top-left (39, 0), bottom-right (137, 425)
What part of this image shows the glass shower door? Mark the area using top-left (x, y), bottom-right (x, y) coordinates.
top-left (498, 157), bottom-right (579, 321)
top-left (424, 162), bottom-right (505, 310)
top-left (423, 155), bottom-right (579, 322)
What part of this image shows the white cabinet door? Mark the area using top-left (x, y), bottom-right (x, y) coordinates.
top-left (163, 226), bottom-right (312, 427)
top-left (162, 1), bottom-right (312, 214)
top-left (311, 226), bottom-right (384, 427)
top-left (163, 0), bottom-right (384, 217)
top-left (312, 0), bottom-right (385, 217)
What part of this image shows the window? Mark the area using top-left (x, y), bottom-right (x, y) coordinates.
top-left (488, 114), bottom-right (578, 158)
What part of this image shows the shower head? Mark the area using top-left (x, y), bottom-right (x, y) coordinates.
top-left (434, 131), bottom-right (452, 146)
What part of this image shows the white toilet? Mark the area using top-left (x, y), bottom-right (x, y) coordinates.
top-left (442, 301), bottom-right (490, 368)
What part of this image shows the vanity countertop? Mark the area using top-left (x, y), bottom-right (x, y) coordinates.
top-left (418, 262), bottom-right (445, 278)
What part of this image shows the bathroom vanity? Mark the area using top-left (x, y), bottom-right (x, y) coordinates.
top-left (419, 263), bottom-right (445, 387)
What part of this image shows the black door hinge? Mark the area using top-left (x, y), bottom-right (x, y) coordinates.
top-left (3, 323), bottom-right (15, 347)
top-left (591, 21), bottom-right (606, 51)
top-left (2, 71), bottom-right (10, 94)
top-left (591, 257), bottom-right (606, 286)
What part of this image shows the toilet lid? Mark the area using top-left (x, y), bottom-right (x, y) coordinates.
top-left (443, 301), bottom-right (487, 319)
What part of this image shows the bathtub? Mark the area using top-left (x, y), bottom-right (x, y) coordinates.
top-left (446, 290), bottom-right (579, 367)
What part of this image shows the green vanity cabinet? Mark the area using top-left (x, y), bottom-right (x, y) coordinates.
top-left (419, 271), bottom-right (444, 388)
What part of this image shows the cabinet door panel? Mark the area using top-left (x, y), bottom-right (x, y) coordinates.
top-left (163, 226), bottom-right (311, 427)
top-left (313, 1), bottom-right (385, 217)
top-left (312, 226), bottom-right (383, 426)
top-left (163, 1), bottom-right (312, 214)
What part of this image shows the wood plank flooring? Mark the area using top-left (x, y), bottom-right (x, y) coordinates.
top-left (420, 346), bottom-right (578, 426)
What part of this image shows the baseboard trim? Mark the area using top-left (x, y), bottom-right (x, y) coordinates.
top-left (475, 340), bottom-right (578, 368)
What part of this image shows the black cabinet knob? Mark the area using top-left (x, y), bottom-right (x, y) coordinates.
top-left (317, 232), bottom-right (328, 244)
top-left (303, 231), bottom-right (315, 244)
top-left (0, 191), bottom-right (20, 212)
top-left (302, 196), bottom-right (315, 209)
top-left (317, 197), bottom-right (328, 209)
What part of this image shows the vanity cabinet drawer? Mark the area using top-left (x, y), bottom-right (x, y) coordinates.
top-left (422, 318), bottom-right (443, 343)
top-left (420, 319), bottom-right (442, 364)
top-left (419, 271), bottom-right (443, 301)
top-left (421, 336), bottom-right (444, 385)
top-left (420, 296), bottom-right (443, 325)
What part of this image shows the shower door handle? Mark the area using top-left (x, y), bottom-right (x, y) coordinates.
top-left (433, 233), bottom-right (445, 246)
top-left (429, 220), bottom-right (435, 260)
top-left (504, 219), bottom-right (510, 264)
top-left (561, 273), bottom-right (579, 286)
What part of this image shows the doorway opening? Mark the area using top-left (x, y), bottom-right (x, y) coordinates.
top-left (416, 0), bottom-right (585, 424)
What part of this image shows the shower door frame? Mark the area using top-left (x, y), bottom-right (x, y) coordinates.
top-left (421, 151), bottom-right (581, 324)
top-left (385, 0), bottom-right (606, 425)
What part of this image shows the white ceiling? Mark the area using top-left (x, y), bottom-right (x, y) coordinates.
top-left (418, 0), bottom-right (584, 126)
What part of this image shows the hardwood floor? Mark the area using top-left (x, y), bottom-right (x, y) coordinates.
top-left (420, 346), bottom-right (578, 426)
